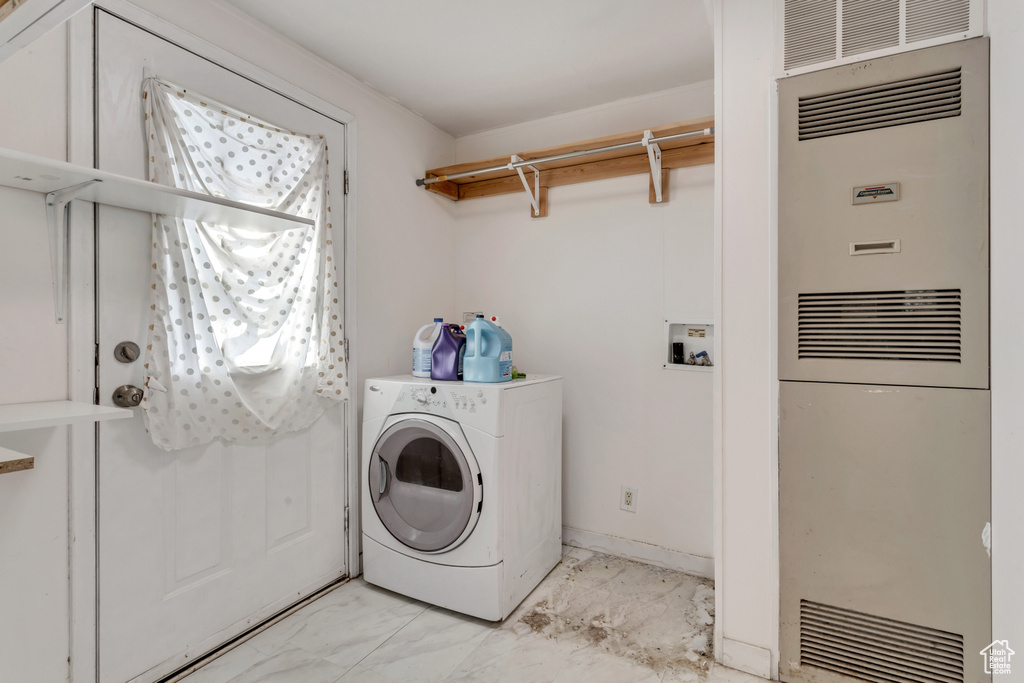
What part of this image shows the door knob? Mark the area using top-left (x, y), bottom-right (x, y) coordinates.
top-left (114, 341), bottom-right (141, 363)
top-left (112, 385), bottom-right (144, 408)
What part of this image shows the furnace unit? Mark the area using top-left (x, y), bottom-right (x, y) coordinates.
top-left (778, 38), bottom-right (991, 683)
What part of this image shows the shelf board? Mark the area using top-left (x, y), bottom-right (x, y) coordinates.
top-left (0, 146), bottom-right (314, 232)
top-left (0, 401), bottom-right (132, 433)
top-left (423, 116), bottom-right (715, 208)
top-left (0, 447), bottom-right (34, 474)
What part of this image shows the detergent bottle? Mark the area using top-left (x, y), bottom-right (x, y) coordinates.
top-left (431, 324), bottom-right (466, 381)
top-left (412, 318), bottom-right (444, 378)
top-left (463, 314), bottom-right (513, 383)
top-left (489, 316), bottom-right (514, 379)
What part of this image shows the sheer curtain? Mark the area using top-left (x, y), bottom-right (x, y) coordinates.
top-left (141, 77), bottom-right (347, 450)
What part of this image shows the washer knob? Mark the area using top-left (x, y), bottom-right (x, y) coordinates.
top-left (415, 391), bottom-right (428, 405)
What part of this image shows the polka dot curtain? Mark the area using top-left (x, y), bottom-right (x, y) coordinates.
top-left (141, 78), bottom-right (347, 450)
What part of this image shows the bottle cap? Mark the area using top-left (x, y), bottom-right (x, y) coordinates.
top-left (434, 317), bottom-right (443, 322)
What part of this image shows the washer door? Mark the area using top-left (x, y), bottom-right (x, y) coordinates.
top-left (368, 417), bottom-right (482, 553)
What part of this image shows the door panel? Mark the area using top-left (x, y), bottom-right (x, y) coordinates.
top-left (266, 436), bottom-right (314, 550)
top-left (95, 11), bottom-right (347, 682)
top-left (164, 449), bottom-right (231, 590)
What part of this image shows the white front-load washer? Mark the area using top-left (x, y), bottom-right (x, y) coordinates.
top-left (361, 374), bottom-right (562, 621)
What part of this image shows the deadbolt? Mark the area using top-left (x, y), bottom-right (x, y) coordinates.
top-left (112, 385), bottom-right (144, 408)
top-left (114, 341), bottom-right (141, 364)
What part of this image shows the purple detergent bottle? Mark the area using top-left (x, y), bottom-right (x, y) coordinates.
top-left (430, 323), bottom-right (466, 381)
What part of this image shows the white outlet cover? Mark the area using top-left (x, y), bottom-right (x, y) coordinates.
top-left (621, 485), bottom-right (637, 513)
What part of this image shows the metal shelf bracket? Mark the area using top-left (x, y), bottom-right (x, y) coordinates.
top-left (45, 179), bottom-right (101, 324)
top-left (642, 129), bottom-right (664, 203)
top-left (510, 154), bottom-right (542, 217)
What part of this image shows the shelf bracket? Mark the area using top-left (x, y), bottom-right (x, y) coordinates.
top-left (510, 154), bottom-right (542, 217)
top-left (45, 179), bottom-right (100, 324)
top-left (642, 130), bottom-right (664, 203)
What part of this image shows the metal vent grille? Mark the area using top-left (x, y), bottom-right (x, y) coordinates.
top-left (800, 600), bottom-right (965, 682)
top-left (783, 0), bottom-right (975, 73)
top-left (907, 0), bottom-right (970, 43)
top-left (798, 289), bottom-right (962, 362)
top-left (843, 0), bottom-right (900, 57)
top-left (784, 0), bottom-right (837, 70)
top-left (798, 68), bottom-right (961, 140)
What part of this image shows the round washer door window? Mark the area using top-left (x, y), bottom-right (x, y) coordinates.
top-left (368, 418), bottom-right (480, 553)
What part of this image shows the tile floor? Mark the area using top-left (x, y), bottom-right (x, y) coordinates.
top-left (180, 547), bottom-right (764, 683)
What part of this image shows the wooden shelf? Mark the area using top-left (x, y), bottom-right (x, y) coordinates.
top-left (422, 116), bottom-right (714, 216)
top-left (0, 401), bottom-right (132, 433)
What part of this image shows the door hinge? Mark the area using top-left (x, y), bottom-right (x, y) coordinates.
top-left (344, 506), bottom-right (349, 532)
top-left (343, 337), bottom-right (350, 361)
top-left (343, 170), bottom-right (349, 195)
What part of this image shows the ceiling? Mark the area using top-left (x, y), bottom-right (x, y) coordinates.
top-left (221, 0), bottom-right (715, 138)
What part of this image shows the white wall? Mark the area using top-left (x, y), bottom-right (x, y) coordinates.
top-left (714, 0), bottom-right (777, 677)
top-left (987, 0), bottom-right (1024, 662)
top-left (0, 26), bottom-right (73, 683)
top-left (453, 83), bottom-right (716, 570)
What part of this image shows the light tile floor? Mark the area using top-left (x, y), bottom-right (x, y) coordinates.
top-left (181, 547), bottom-right (764, 683)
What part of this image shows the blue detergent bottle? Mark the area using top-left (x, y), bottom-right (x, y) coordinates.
top-left (463, 315), bottom-right (513, 383)
top-left (431, 324), bottom-right (466, 381)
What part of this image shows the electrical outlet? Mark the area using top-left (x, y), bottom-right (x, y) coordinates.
top-left (620, 486), bottom-right (637, 513)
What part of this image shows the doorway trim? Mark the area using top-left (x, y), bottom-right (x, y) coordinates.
top-left (66, 3), bottom-right (359, 680)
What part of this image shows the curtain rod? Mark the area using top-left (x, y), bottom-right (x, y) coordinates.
top-left (416, 127), bottom-right (714, 187)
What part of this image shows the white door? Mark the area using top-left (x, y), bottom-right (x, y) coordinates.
top-left (95, 12), bottom-right (349, 682)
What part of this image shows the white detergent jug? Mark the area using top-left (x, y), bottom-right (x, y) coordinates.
top-left (412, 318), bottom-right (445, 378)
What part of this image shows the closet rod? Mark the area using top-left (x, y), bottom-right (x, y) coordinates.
top-left (416, 126), bottom-right (714, 187)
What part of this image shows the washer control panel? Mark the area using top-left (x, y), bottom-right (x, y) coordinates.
top-left (392, 385), bottom-right (455, 418)
top-left (448, 390), bottom-right (485, 414)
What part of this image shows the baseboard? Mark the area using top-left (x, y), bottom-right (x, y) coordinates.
top-left (721, 637), bottom-right (773, 679)
top-left (562, 526), bottom-right (714, 579)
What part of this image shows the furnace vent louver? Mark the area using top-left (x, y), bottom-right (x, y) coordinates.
top-left (800, 600), bottom-right (965, 683)
top-left (842, 0), bottom-right (900, 57)
top-left (797, 68), bottom-right (961, 140)
top-left (784, 0), bottom-right (837, 70)
top-left (797, 290), bottom-right (962, 362)
top-left (907, 0), bottom-right (970, 43)
top-left (783, 0), bottom-right (974, 73)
